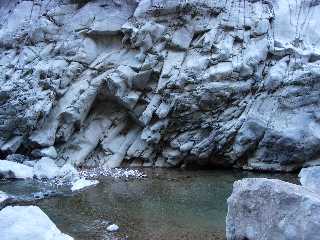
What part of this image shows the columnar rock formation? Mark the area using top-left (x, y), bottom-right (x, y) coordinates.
top-left (0, 0), bottom-right (320, 171)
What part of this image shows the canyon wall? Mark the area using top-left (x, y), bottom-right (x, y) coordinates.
top-left (1, 0), bottom-right (320, 171)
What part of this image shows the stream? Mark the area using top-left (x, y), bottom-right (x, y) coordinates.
top-left (0, 168), bottom-right (297, 240)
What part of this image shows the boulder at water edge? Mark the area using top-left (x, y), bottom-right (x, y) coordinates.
top-left (226, 178), bottom-right (320, 240)
top-left (0, 160), bottom-right (33, 179)
top-left (0, 205), bottom-right (73, 240)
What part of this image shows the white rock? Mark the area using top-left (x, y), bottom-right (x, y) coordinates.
top-left (0, 206), bottom-right (73, 240)
top-left (179, 142), bottom-right (194, 152)
top-left (299, 166), bottom-right (320, 194)
top-left (40, 146), bottom-right (58, 159)
top-left (71, 178), bottom-right (99, 192)
top-left (0, 136), bottom-right (23, 153)
top-left (171, 26), bottom-right (193, 50)
top-left (33, 157), bottom-right (60, 179)
top-left (0, 160), bottom-right (33, 179)
top-left (107, 224), bottom-right (119, 232)
top-left (156, 102), bottom-right (171, 119)
top-left (58, 163), bottom-right (79, 182)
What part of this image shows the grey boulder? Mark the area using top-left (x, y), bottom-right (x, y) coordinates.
top-left (226, 178), bottom-right (320, 240)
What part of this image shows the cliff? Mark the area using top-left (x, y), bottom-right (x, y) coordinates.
top-left (1, 0), bottom-right (320, 171)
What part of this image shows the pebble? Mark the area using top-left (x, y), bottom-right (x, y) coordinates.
top-left (107, 224), bottom-right (119, 232)
top-left (79, 167), bottom-right (146, 180)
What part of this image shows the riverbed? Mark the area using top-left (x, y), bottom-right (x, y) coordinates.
top-left (0, 169), bottom-right (297, 240)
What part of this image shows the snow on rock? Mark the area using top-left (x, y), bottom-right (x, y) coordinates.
top-left (71, 178), bottom-right (99, 192)
top-left (107, 224), bottom-right (119, 232)
top-left (0, 205), bottom-right (73, 240)
top-left (0, 160), bottom-right (33, 179)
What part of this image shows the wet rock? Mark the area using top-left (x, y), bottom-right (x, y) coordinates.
top-left (226, 178), bottom-right (320, 240)
top-left (0, 206), bottom-right (73, 240)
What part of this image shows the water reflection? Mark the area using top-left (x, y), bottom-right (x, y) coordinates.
top-left (1, 169), bottom-right (297, 240)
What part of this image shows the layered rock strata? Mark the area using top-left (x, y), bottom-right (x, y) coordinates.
top-left (1, 0), bottom-right (320, 171)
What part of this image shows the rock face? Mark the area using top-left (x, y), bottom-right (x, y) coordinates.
top-left (226, 178), bottom-right (320, 240)
top-left (0, 0), bottom-right (320, 170)
top-left (0, 205), bottom-right (73, 240)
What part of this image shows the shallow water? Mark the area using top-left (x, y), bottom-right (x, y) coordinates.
top-left (1, 169), bottom-right (297, 240)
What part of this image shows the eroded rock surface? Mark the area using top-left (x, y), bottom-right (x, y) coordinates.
top-left (226, 178), bottom-right (320, 240)
top-left (1, 0), bottom-right (320, 171)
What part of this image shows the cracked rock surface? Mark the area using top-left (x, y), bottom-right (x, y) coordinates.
top-left (1, 0), bottom-right (320, 171)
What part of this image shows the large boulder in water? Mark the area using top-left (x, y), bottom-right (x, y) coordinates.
top-left (0, 205), bottom-right (73, 240)
top-left (226, 178), bottom-right (320, 240)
